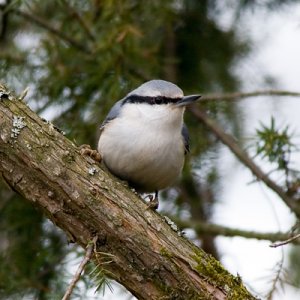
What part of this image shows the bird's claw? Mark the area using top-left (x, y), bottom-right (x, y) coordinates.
top-left (145, 191), bottom-right (159, 210)
top-left (79, 144), bottom-right (102, 162)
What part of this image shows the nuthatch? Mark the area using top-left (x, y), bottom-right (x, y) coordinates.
top-left (97, 80), bottom-right (201, 208)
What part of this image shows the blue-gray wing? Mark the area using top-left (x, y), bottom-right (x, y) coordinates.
top-left (100, 99), bottom-right (124, 130)
top-left (181, 124), bottom-right (190, 154)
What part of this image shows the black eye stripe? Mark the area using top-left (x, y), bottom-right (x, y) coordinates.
top-left (123, 95), bottom-right (181, 105)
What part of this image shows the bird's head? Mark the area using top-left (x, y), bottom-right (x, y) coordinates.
top-left (124, 80), bottom-right (201, 108)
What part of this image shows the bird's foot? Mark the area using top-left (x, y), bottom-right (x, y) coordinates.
top-left (79, 144), bottom-right (102, 162)
top-left (145, 191), bottom-right (159, 210)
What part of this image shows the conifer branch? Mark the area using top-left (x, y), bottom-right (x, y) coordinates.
top-left (61, 0), bottom-right (96, 42)
top-left (13, 9), bottom-right (90, 54)
top-left (188, 105), bottom-right (300, 218)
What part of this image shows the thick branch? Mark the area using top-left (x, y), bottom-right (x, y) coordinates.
top-left (188, 105), bottom-right (300, 218)
top-left (0, 83), bottom-right (256, 299)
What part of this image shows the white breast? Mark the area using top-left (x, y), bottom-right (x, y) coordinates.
top-left (98, 103), bottom-right (186, 192)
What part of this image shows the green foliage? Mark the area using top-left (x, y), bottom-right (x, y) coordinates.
top-left (89, 253), bottom-right (114, 295)
top-left (255, 117), bottom-right (295, 171)
top-left (0, 190), bottom-right (68, 299)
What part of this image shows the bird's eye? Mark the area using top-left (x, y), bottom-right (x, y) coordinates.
top-left (154, 97), bottom-right (163, 105)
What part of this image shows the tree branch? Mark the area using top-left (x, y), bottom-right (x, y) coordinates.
top-left (200, 90), bottom-right (300, 102)
top-left (13, 9), bottom-right (90, 54)
top-left (188, 105), bottom-right (300, 218)
top-left (0, 83), bottom-right (256, 299)
top-left (170, 217), bottom-right (299, 244)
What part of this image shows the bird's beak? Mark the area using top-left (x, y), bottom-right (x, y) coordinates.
top-left (176, 94), bottom-right (201, 107)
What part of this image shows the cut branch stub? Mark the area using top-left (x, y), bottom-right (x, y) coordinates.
top-left (0, 83), bottom-right (256, 300)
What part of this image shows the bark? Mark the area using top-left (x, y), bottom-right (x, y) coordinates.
top-left (0, 83), bottom-right (256, 300)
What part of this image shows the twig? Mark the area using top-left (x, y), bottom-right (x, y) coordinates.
top-left (13, 9), bottom-right (90, 54)
top-left (19, 87), bottom-right (29, 101)
top-left (266, 252), bottom-right (284, 300)
top-left (169, 217), bottom-right (300, 244)
top-left (270, 232), bottom-right (300, 248)
top-left (188, 105), bottom-right (300, 218)
top-left (200, 90), bottom-right (300, 102)
top-left (62, 236), bottom-right (98, 300)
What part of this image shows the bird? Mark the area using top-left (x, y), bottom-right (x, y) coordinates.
top-left (84, 80), bottom-right (201, 209)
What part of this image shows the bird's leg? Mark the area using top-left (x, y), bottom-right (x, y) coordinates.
top-left (79, 144), bottom-right (102, 162)
top-left (145, 191), bottom-right (159, 210)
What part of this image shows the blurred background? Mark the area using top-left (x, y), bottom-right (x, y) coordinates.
top-left (1, 1), bottom-right (300, 299)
